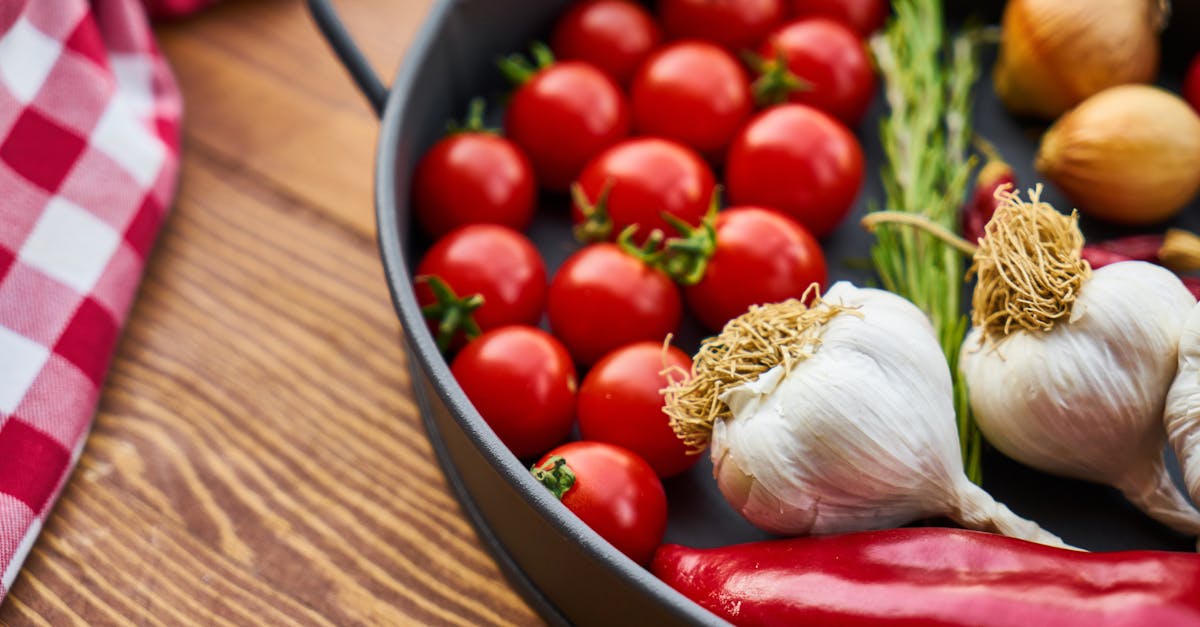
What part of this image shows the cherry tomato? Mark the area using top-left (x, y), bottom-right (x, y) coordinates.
top-left (452, 326), bottom-right (576, 459)
top-left (685, 207), bottom-right (827, 330)
top-left (574, 138), bottom-right (716, 240)
top-left (532, 441), bottom-right (667, 565)
top-left (631, 42), bottom-right (754, 161)
top-left (415, 225), bottom-right (546, 351)
top-left (412, 102), bottom-right (536, 238)
top-left (1186, 53), bottom-right (1200, 115)
top-left (756, 18), bottom-right (875, 127)
top-left (787, 0), bottom-right (888, 36)
top-left (505, 57), bottom-right (631, 191)
top-left (578, 342), bottom-right (698, 478)
top-left (725, 104), bottom-right (864, 238)
top-left (551, 0), bottom-right (663, 85)
top-left (659, 0), bottom-right (785, 51)
top-left (548, 243), bottom-right (682, 366)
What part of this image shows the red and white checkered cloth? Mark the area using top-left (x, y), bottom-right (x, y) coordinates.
top-left (0, 0), bottom-right (196, 602)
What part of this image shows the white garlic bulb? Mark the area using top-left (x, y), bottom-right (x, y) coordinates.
top-left (1165, 302), bottom-right (1200, 507)
top-left (666, 281), bottom-right (1068, 547)
top-left (961, 186), bottom-right (1200, 537)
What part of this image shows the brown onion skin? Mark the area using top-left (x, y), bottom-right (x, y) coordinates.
top-left (994, 0), bottom-right (1161, 120)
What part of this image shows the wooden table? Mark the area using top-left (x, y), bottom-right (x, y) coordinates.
top-left (0, 0), bottom-right (540, 624)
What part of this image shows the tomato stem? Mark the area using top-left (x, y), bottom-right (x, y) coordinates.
top-left (497, 42), bottom-right (556, 85)
top-left (417, 275), bottom-right (484, 353)
top-left (572, 181), bottom-right (615, 243)
top-left (446, 97), bottom-right (496, 135)
top-left (745, 50), bottom-right (811, 107)
top-left (531, 456), bottom-right (576, 499)
top-left (658, 192), bottom-right (720, 286)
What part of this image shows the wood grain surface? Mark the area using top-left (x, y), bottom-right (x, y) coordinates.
top-left (0, 0), bottom-right (541, 624)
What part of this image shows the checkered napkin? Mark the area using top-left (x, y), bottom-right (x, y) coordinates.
top-left (0, 0), bottom-right (185, 601)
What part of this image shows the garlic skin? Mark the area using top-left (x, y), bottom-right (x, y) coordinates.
top-left (994, 0), bottom-right (1161, 120)
top-left (1165, 302), bottom-right (1200, 506)
top-left (711, 282), bottom-right (1066, 547)
top-left (1036, 85), bottom-right (1200, 226)
top-left (962, 262), bottom-right (1200, 534)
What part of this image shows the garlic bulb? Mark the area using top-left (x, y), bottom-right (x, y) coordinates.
top-left (961, 186), bottom-right (1200, 537)
top-left (664, 282), bottom-right (1069, 548)
top-left (1165, 303), bottom-right (1200, 506)
top-left (1036, 85), bottom-right (1200, 226)
top-left (994, 0), bottom-right (1163, 119)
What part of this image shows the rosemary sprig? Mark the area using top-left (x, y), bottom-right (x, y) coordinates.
top-left (868, 0), bottom-right (983, 483)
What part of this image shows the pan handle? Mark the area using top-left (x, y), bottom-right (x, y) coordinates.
top-left (307, 0), bottom-right (388, 117)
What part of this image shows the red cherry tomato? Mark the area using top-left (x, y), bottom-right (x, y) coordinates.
top-left (452, 326), bottom-right (576, 459)
top-left (548, 243), bottom-right (682, 366)
top-left (532, 441), bottom-right (667, 565)
top-left (726, 104), bottom-right (864, 238)
top-left (505, 59), bottom-right (631, 191)
top-left (787, 0), bottom-right (888, 36)
top-left (757, 18), bottom-right (875, 127)
top-left (415, 225), bottom-right (546, 351)
top-left (412, 106), bottom-right (536, 239)
top-left (551, 0), bottom-right (663, 85)
top-left (659, 0), bottom-right (785, 51)
top-left (631, 42), bottom-right (754, 161)
top-left (1185, 53), bottom-right (1200, 115)
top-left (578, 342), bottom-right (698, 478)
top-left (686, 207), bottom-right (827, 331)
top-left (574, 138), bottom-right (717, 240)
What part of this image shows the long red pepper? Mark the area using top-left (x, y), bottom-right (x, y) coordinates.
top-left (962, 139), bottom-right (1016, 244)
top-left (652, 528), bottom-right (1200, 627)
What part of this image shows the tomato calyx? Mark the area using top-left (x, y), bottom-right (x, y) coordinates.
top-left (445, 97), bottom-right (498, 135)
top-left (416, 275), bottom-right (485, 353)
top-left (745, 50), bottom-right (811, 107)
top-left (498, 42), bottom-right (556, 85)
top-left (572, 180), bottom-right (616, 243)
top-left (658, 195), bottom-right (719, 286)
top-left (531, 455), bottom-right (576, 499)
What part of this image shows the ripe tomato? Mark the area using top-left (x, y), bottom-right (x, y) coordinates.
top-left (631, 42), bottom-right (754, 161)
top-left (787, 0), bottom-right (888, 36)
top-left (504, 55), bottom-right (630, 191)
top-left (548, 243), bottom-right (682, 366)
top-left (452, 326), bottom-right (576, 459)
top-left (726, 104), bottom-right (864, 238)
top-left (685, 207), bottom-right (827, 330)
top-left (415, 225), bottom-right (546, 351)
top-left (756, 18), bottom-right (875, 127)
top-left (412, 101), bottom-right (536, 238)
top-left (532, 441), bottom-right (667, 565)
top-left (574, 138), bottom-right (716, 240)
top-left (578, 342), bottom-right (698, 478)
top-left (1186, 53), bottom-right (1200, 115)
top-left (551, 0), bottom-right (662, 85)
top-left (659, 0), bottom-right (785, 51)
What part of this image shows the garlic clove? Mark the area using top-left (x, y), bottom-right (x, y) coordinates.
top-left (963, 261), bottom-right (1200, 535)
top-left (994, 0), bottom-right (1161, 120)
top-left (1036, 85), bottom-right (1200, 225)
top-left (1165, 302), bottom-right (1200, 507)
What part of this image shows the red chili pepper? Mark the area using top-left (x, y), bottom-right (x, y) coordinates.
top-left (652, 528), bottom-right (1200, 627)
top-left (962, 138), bottom-right (1016, 244)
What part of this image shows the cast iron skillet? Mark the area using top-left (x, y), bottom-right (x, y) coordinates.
top-left (307, 1), bottom-right (1200, 625)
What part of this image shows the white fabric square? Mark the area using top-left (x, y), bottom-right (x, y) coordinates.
top-left (109, 53), bottom-right (155, 117)
top-left (0, 326), bottom-right (50, 414)
top-left (0, 18), bottom-right (63, 103)
top-left (2, 514), bottom-right (40, 592)
top-left (19, 197), bottom-right (120, 293)
top-left (90, 95), bottom-right (166, 187)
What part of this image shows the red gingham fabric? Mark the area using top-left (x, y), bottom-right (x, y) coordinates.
top-left (0, 0), bottom-right (186, 601)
